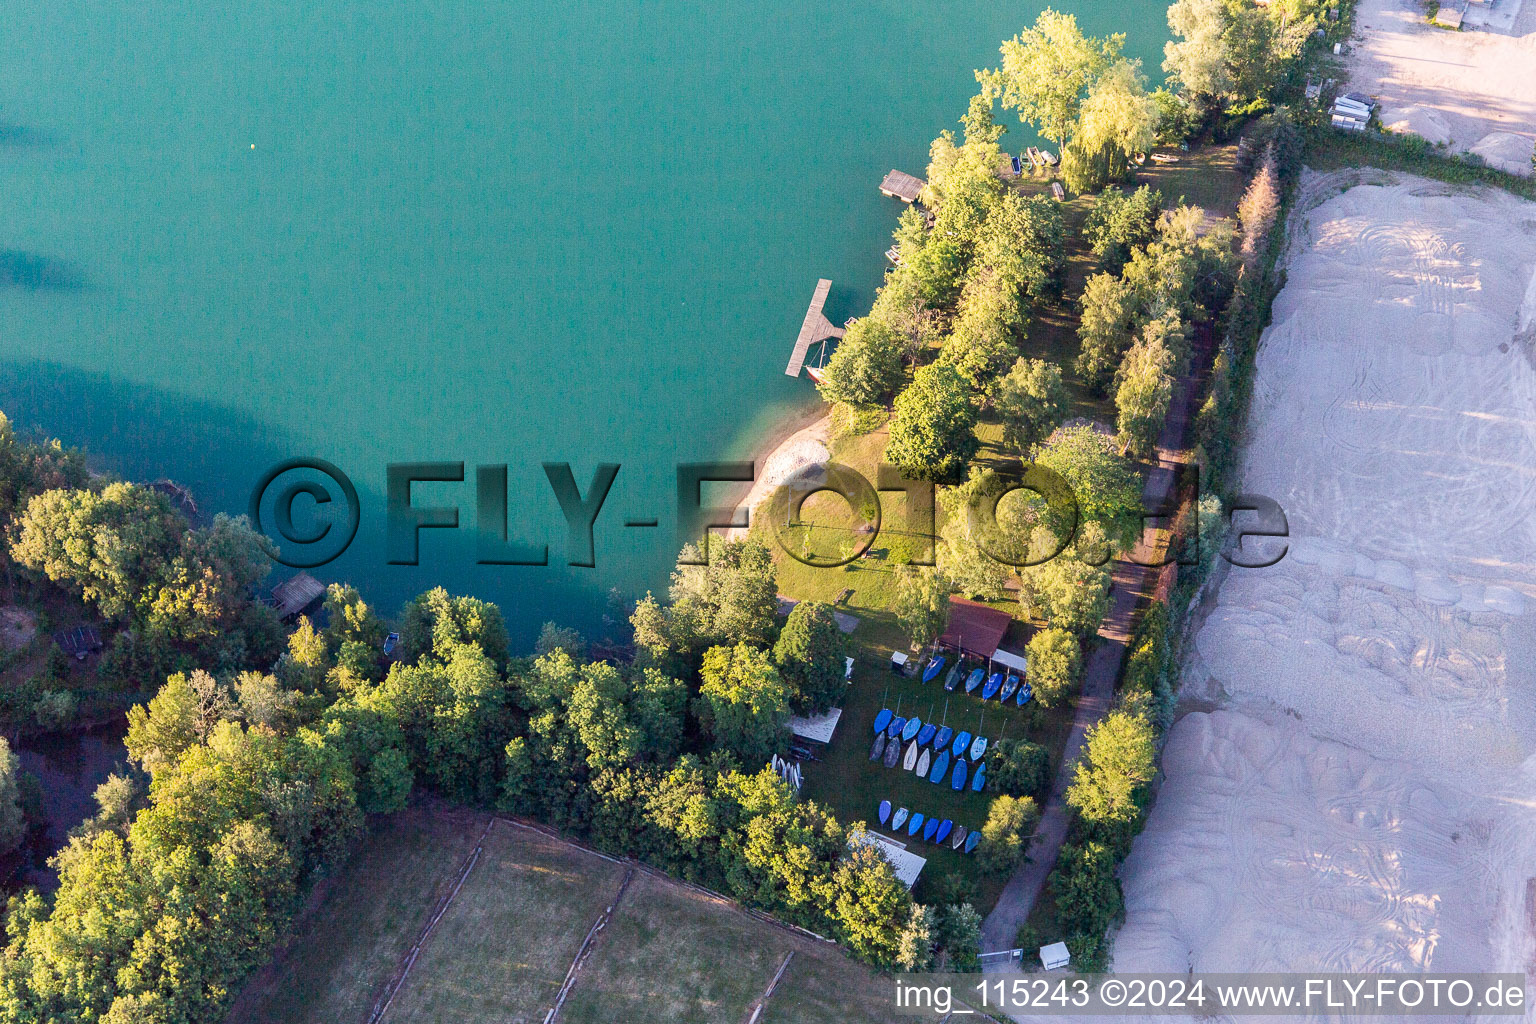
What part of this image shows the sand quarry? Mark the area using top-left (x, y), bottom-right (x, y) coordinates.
top-left (1109, 171), bottom-right (1536, 1006)
top-left (1349, 0), bottom-right (1536, 173)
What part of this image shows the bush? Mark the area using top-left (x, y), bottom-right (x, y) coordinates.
top-left (988, 738), bottom-right (1052, 801)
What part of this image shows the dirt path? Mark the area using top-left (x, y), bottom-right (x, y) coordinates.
top-left (979, 351), bottom-right (1201, 956)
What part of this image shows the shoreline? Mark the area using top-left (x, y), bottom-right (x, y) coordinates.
top-left (723, 401), bottom-right (833, 542)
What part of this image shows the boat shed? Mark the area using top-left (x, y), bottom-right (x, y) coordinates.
top-left (787, 708), bottom-right (842, 747)
top-left (268, 572), bottom-right (326, 621)
top-left (991, 647), bottom-right (1028, 675)
top-left (855, 832), bottom-right (926, 889)
top-left (55, 626), bottom-right (102, 661)
top-left (879, 170), bottom-right (925, 203)
top-left (940, 597), bottom-right (1013, 662)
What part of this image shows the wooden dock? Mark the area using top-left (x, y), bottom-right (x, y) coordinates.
top-left (878, 170), bottom-right (924, 203)
top-left (785, 279), bottom-right (845, 377)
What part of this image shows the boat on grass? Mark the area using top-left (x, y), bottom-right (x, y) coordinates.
top-left (928, 749), bottom-right (950, 784)
top-left (887, 716), bottom-right (905, 740)
top-left (935, 819), bottom-right (953, 843)
top-left (964, 831), bottom-right (981, 854)
top-left (1016, 682), bottom-right (1032, 707)
top-left (951, 824), bottom-right (968, 850)
top-left (872, 708), bottom-right (892, 735)
top-left (982, 672), bottom-right (1003, 700)
top-left (907, 812), bottom-right (924, 837)
top-left (916, 723), bottom-right (936, 748)
top-left (934, 725), bottom-right (953, 751)
top-left (951, 759), bottom-right (968, 790)
top-left (883, 738), bottom-right (901, 768)
top-left (901, 716), bottom-right (922, 742)
top-left (922, 818), bottom-right (939, 842)
top-left (922, 655), bottom-right (945, 682)
top-left (1000, 674), bottom-right (1020, 702)
top-left (915, 748), bottom-right (931, 777)
top-left (969, 734), bottom-right (988, 761)
top-left (943, 664), bottom-right (960, 691)
top-left (971, 763), bottom-right (988, 793)
top-left (963, 668), bottom-right (984, 693)
top-left (891, 806), bottom-right (909, 830)
top-left (902, 740), bottom-right (919, 771)
top-left (878, 800), bottom-right (891, 825)
top-left (869, 734), bottom-right (887, 761)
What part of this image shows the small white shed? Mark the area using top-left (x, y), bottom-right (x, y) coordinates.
top-left (1040, 941), bottom-right (1071, 971)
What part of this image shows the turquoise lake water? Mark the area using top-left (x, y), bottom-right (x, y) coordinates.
top-left (0, 2), bottom-right (1165, 645)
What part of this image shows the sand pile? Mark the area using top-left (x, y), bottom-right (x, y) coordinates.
top-left (1380, 104), bottom-right (1452, 146)
top-left (1471, 131), bottom-right (1536, 176)
top-left (1114, 172), bottom-right (1536, 987)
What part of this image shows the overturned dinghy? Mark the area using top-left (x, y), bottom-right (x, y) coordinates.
top-left (951, 824), bottom-right (968, 851)
top-left (915, 747), bottom-right (932, 778)
top-left (869, 733), bottom-right (887, 761)
top-left (891, 806), bottom-right (910, 831)
top-left (902, 740), bottom-right (920, 771)
top-left (883, 737), bottom-right (901, 768)
top-left (878, 799), bottom-right (892, 825)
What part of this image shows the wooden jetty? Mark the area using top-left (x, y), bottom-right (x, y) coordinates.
top-left (785, 278), bottom-right (845, 377)
top-left (878, 170), bottom-right (924, 203)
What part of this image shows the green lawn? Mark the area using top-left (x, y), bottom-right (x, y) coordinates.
top-left (384, 823), bottom-right (629, 1023)
top-left (1132, 143), bottom-right (1246, 220)
top-left (225, 802), bottom-right (487, 1024)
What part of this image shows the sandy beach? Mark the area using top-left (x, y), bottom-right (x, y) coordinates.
top-left (724, 409), bottom-right (833, 541)
top-left (1112, 170), bottom-right (1536, 998)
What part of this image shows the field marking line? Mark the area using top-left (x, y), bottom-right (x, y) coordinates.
top-left (368, 814), bottom-right (496, 1024)
top-left (544, 865), bottom-right (637, 1024)
top-left (744, 950), bottom-right (794, 1024)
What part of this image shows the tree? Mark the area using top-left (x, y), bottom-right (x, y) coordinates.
top-left (125, 672), bottom-right (203, 776)
top-left (1115, 333), bottom-right (1176, 459)
top-left (1075, 272), bottom-right (1140, 389)
top-left (893, 567), bottom-right (951, 648)
top-left (773, 601), bottom-right (848, 714)
top-left (1025, 627), bottom-right (1081, 707)
top-left (1163, 0), bottom-right (1233, 103)
top-left (1066, 700), bottom-right (1158, 831)
top-left (1238, 142), bottom-right (1281, 269)
top-left (976, 192), bottom-right (1066, 303)
top-left (696, 643), bottom-right (790, 766)
top-left (982, 10), bottom-right (1123, 147)
top-left (1151, 88), bottom-right (1198, 145)
top-left (0, 737), bottom-right (24, 854)
top-left (977, 794), bottom-right (1040, 873)
top-left (987, 738), bottom-right (1052, 801)
top-left (939, 268), bottom-right (1022, 393)
top-left (1022, 556), bottom-right (1111, 637)
top-left (400, 587), bottom-right (509, 665)
top-left (934, 903), bottom-right (983, 971)
top-left (884, 362), bottom-right (979, 482)
top-left (1063, 60), bottom-right (1156, 193)
top-left (11, 483), bottom-right (181, 620)
top-left (832, 840), bottom-right (911, 968)
top-left (667, 537), bottom-right (779, 651)
top-left (1050, 840), bottom-right (1123, 935)
top-left (535, 621), bottom-right (586, 658)
top-left (896, 903), bottom-right (936, 971)
top-left (994, 358), bottom-right (1069, 454)
top-left (1031, 425), bottom-right (1144, 552)
top-left (816, 317), bottom-right (905, 409)
top-left (1083, 185), bottom-right (1163, 274)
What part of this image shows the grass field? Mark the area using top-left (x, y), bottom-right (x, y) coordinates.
top-left (384, 823), bottom-right (629, 1023)
top-left (228, 805), bottom-right (913, 1024)
top-left (227, 803), bottom-right (488, 1024)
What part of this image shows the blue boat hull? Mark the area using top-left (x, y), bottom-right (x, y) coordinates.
top-left (963, 669), bottom-right (984, 693)
top-left (951, 731), bottom-right (971, 758)
top-left (951, 760), bottom-right (968, 790)
top-left (922, 656), bottom-right (944, 682)
top-left (887, 716), bottom-right (905, 740)
top-left (928, 751), bottom-right (950, 783)
top-left (1000, 674), bottom-right (1019, 701)
top-left (922, 818), bottom-right (939, 841)
top-left (964, 831), bottom-right (980, 853)
top-left (933, 726), bottom-right (952, 751)
top-left (935, 819), bottom-right (953, 843)
top-left (878, 800), bottom-right (891, 824)
top-left (1016, 683), bottom-right (1032, 706)
top-left (901, 716), bottom-right (922, 743)
top-left (982, 673), bottom-right (1002, 700)
top-left (872, 708), bottom-right (892, 735)
top-left (916, 723), bottom-right (936, 748)
top-left (971, 768), bottom-right (987, 793)
top-left (907, 812), bottom-right (925, 837)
